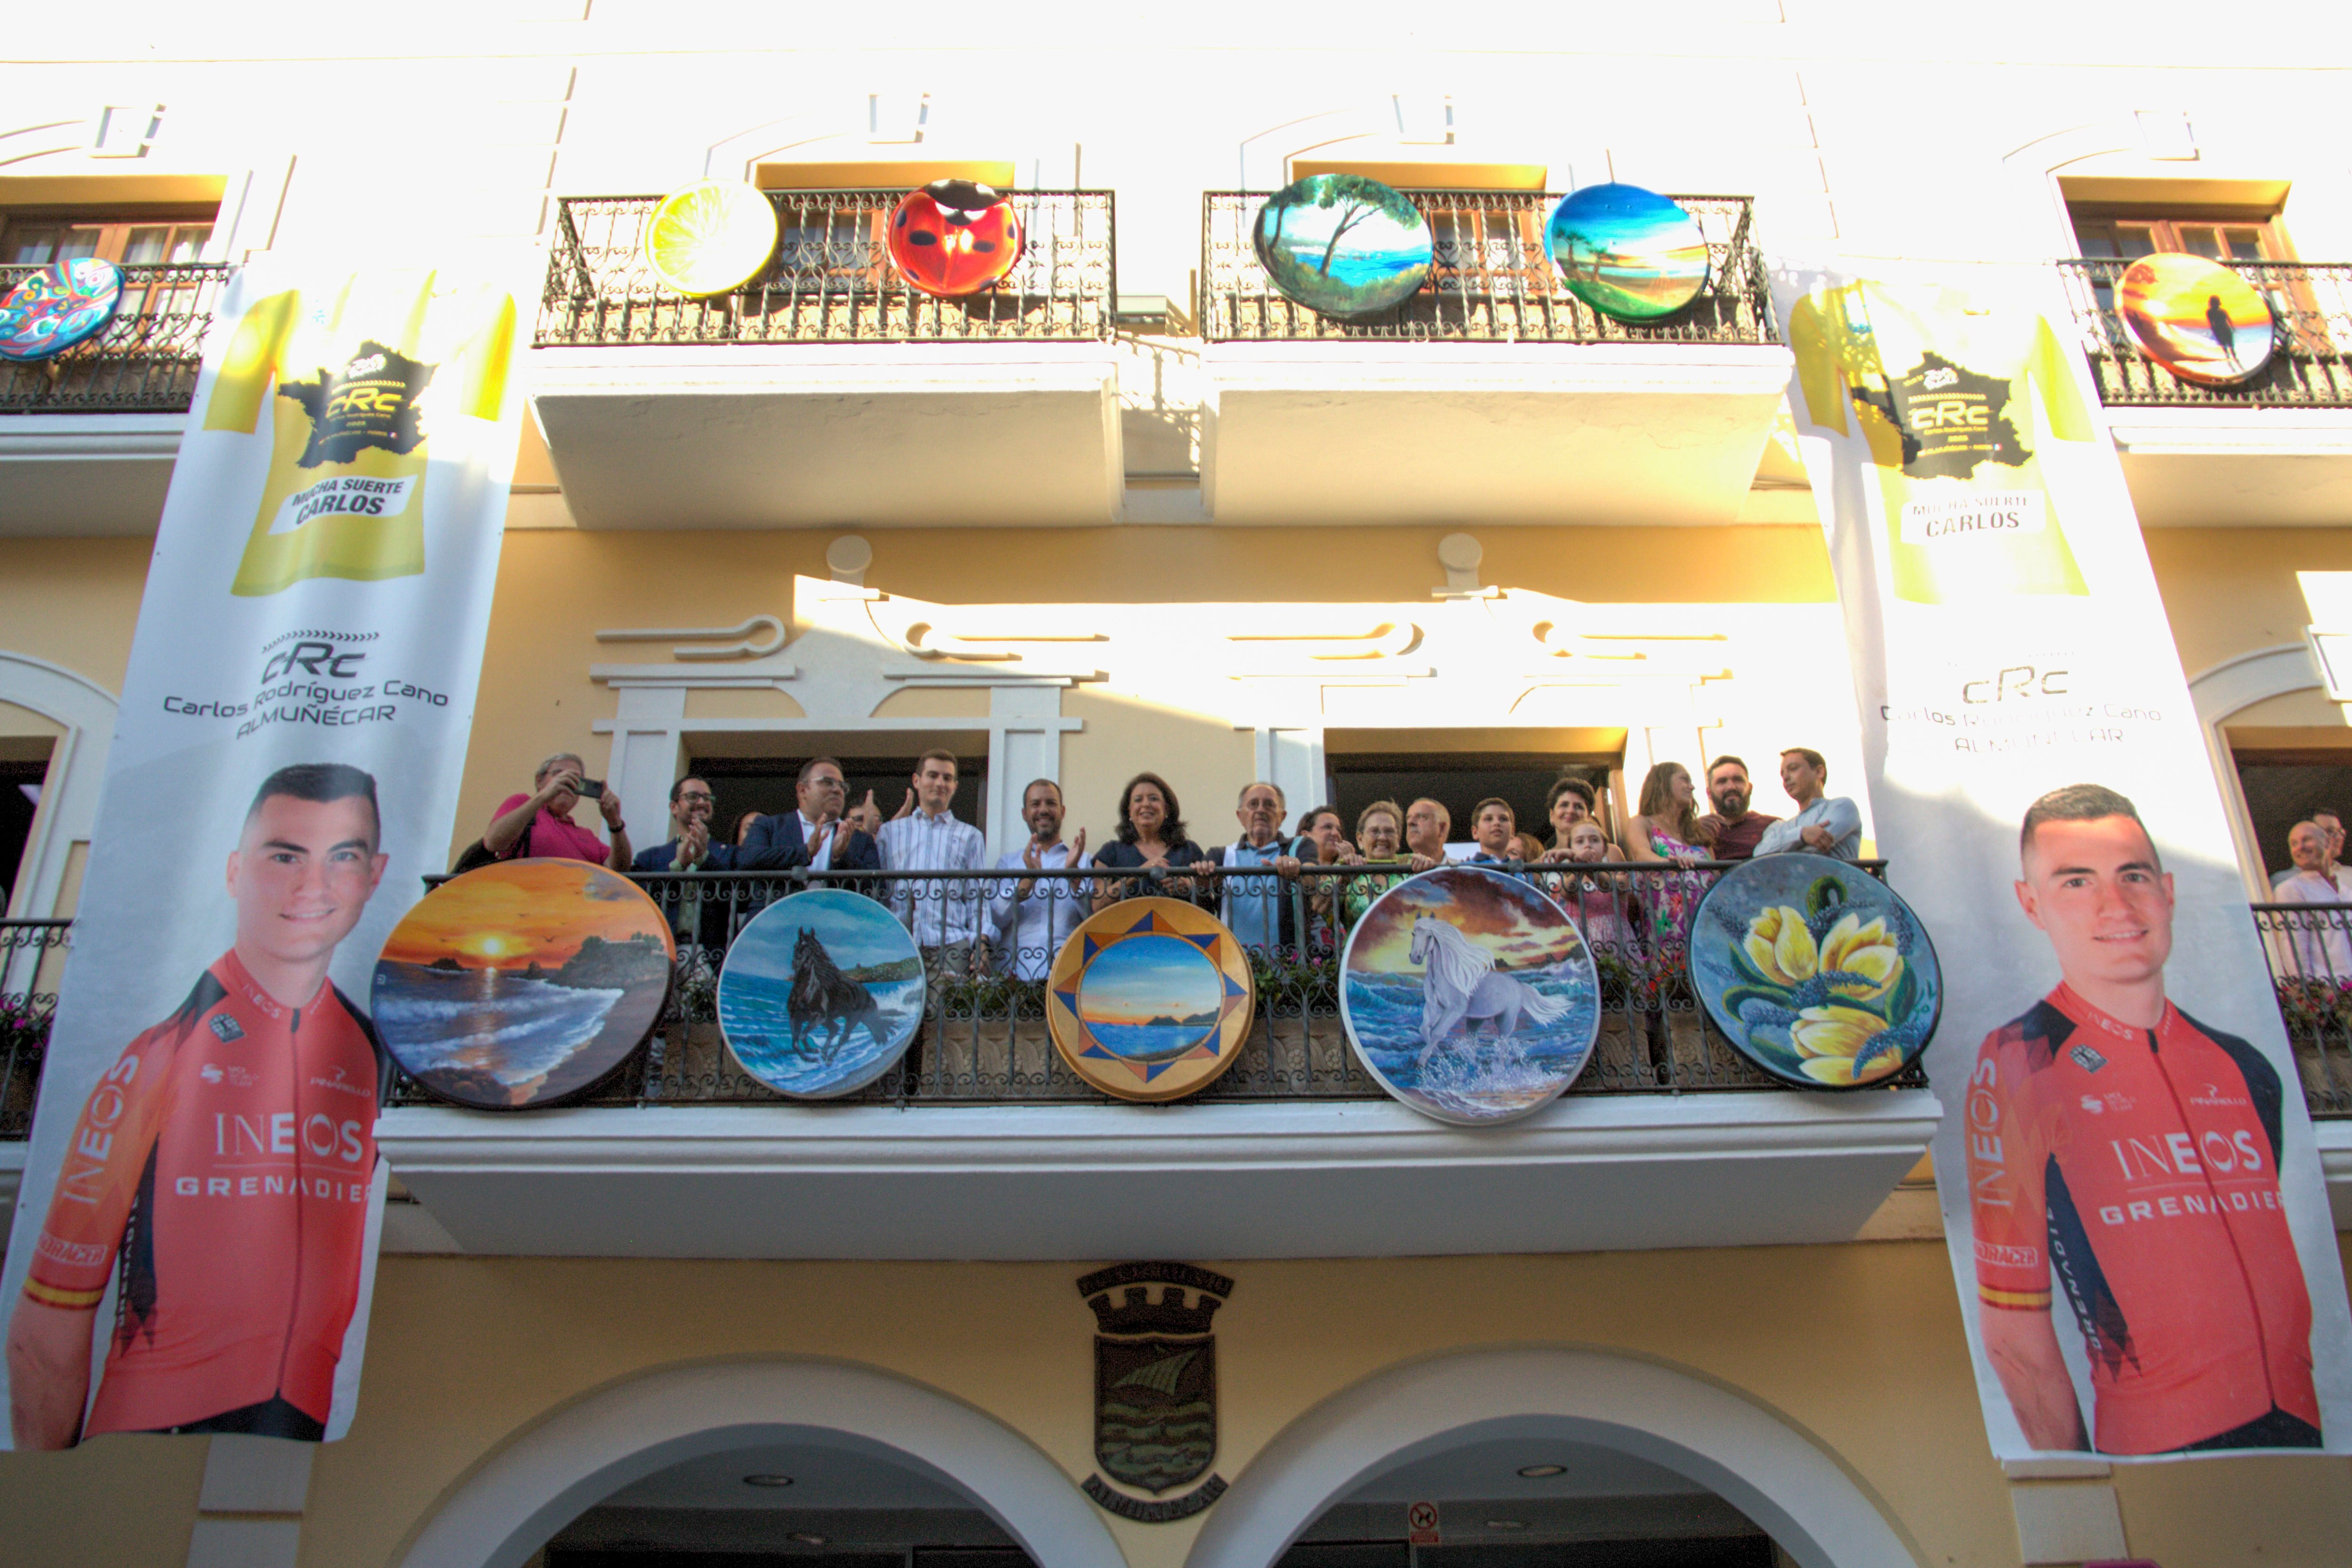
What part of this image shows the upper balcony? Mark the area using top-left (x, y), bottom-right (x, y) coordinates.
top-left (1194, 190), bottom-right (1794, 526)
top-left (2053, 255), bottom-right (2352, 526)
top-left (527, 188), bottom-right (1125, 530)
top-left (0, 261), bottom-right (229, 536)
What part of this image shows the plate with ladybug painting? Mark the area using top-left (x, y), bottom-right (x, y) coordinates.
top-left (887, 179), bottom-right (1025, 298)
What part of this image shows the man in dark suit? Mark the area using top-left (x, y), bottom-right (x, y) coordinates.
top-left (630, 774), bottom-right (736, 950)
top-left (740, 756), bottom-right (881, 875)
top-left (631, 776), bottom-right (733, 873)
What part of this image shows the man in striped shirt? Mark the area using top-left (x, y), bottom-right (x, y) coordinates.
top-left (875, 749), bottom-right (990, 980)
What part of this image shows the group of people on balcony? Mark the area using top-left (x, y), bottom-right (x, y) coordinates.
top-left (481, 744), bottom-right (1862, 979)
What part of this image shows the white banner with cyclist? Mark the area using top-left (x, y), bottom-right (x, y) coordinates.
top-left (0, 262), bottom-right (525, 1448)
top-left (1773, 267), bottom-right (2352, 1459)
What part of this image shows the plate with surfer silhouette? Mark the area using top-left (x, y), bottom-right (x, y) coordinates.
top-left (1687, 853), bottom-right (1939, 1090)
top-left (1339, 866), bottom-right (1599, 1127)
top-left (1047, 897), bottom-right (1254, 1102)
top-left (372, 860), bottom-right (675, 1110)
top-left (2115, 252), bottom-right (2275, 388)
top-left (717, 887), bottom-right (926, 1098)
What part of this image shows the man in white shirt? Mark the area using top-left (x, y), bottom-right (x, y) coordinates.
top-left (2270, 807), bottom-right (2352, 894)
top-left (1752, 748), bottom-right (1863, 861)
top-left (875, 748), bottom-right (989, 977)
top-left (988, 779), bottom-right (1089, 981)
top-left (2274, 819), bottom-right (2352, 980)
top-left (1193, 781), bottom-right (1309, 953)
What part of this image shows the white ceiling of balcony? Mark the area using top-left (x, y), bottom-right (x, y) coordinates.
top-left (528, 346), bottom-right (1124, 529)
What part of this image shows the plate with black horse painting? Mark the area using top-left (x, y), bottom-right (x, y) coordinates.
top-left (716, 887), bottom-right (927, 1098)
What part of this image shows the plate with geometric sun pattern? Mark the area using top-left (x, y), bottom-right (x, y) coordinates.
top-left (1048, 898), bottom-right (1254, 1102)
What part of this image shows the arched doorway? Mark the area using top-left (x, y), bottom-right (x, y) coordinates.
top-left (1187, 1350), bottom-right (1919, 1568)
top-left (394, 1361), bottom-right (1122, 1568)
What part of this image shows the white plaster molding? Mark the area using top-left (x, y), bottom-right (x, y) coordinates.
top-left (2185, 641), bottom-right (2330, 894)
top-left (0, 653), bottom-right (119, 983)
top-left (1185, 1348), bottom-right (1920, 1568)
top-left (393, 1360), bottom-right (1122, 1568)
top-left (596, 618), bottom-right (787, 662)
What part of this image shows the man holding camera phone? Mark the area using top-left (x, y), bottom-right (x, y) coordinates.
top-left (483, 750), bottom-right (632, 870)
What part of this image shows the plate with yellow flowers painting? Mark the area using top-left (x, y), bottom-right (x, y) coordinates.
top-left (1686, 854), bottom-right (1939, 1089)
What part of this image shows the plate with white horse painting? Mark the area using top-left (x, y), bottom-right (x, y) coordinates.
top-left (716, 887), bottom-right (926, 1098)
top-left (1339, 865), bottom-right (1600, 1126)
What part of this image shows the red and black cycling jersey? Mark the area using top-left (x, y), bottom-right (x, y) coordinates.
top-left (1968, 983), bottom-right (2319, 1454)
top-left (23, 950), bottom-right (386, 1440)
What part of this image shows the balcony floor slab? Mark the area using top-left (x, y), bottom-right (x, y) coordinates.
top-left (528, 345), bottom-right (1123, 530)
top-left (1199, 342), bottom-right (1795, 527)
top-left (0, 414), bottom-right (186, 536)
top-left (379, 1089), bottom-right (1938, 1261)
top-left (2112, 407), bottom-right (2352, 527)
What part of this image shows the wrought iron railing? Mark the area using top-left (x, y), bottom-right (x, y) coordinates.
top-left (0, 263), bottom-right (230, 414)
top-left (0, 920), bottom-right (70, 1138)
top-left (2251, 901), bottom-right (2352, 1117)
top-left (1200, 191), bottom-right (1777, 344)
top-left (383, 861), bottom-right (1919, 1111)
top-left (535, 190), bottom-right (1115, 347)
top-left (2054, 258), bottom-right (2352, 407)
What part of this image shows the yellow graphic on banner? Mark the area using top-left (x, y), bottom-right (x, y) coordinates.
top-left (1788, 282), bottom-right (2090, 604)
top-left (206, 272), bottom-right (515, 597)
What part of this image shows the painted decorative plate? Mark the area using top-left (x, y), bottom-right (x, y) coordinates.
top-left (1544, 184), bottom-right (1710, 322)
top-left (1251, 174), bottom-right (1433, 318)
top-left (717, 887), bottom-right (927, 1098)
top-left (372, 860), bottom-right (675, 1110)
top-left (642, 179), bottom-right (779, 298)
top-left (888, 178), bottom-right (1025, 298)
top-left (1686, 853), bottom-right (1939, 1090)
top-left (1047, 898), bottom-right (1254, 1102)
top-left (0, 258), bottom-right (125, 361)
top-left (2116, 252), bottom-right (2275, 387)
top-left (1339, 865), bottom-right (1600, 1127)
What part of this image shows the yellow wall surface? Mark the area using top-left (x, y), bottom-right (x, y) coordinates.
top-left (3, 1239), bottom-right (2345, 1568)
top-left (0, 539), bottom-right (152, 700)
top-left (2145, 529), bottom-right (2352, 681)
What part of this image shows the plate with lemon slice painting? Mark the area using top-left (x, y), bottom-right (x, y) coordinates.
top-left (1686, 853), bottom-right (1939, 1090)
top-left (643, 180), bottom-right (779, 298)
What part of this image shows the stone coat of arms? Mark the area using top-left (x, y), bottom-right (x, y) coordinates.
top-left (1078, 1262), bottom-right (1234, 1522)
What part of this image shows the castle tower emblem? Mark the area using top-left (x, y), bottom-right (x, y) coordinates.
top-left (1078, 1262), bottom-right (1233, 1523)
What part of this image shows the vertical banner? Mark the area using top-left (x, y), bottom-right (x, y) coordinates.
top-left (1776, 271), bottom-right (2352, 1460)
top-left (0, 263), bottom-right (525, 1448)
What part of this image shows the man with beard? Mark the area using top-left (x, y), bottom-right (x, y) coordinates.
top-left (1695, 755), bottom-right (1779, 861)
top-left (987, 779), bottom-right (1089, 981)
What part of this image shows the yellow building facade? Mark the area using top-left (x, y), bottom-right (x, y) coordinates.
top-left (3, 8), bottom-right (2351, 1568)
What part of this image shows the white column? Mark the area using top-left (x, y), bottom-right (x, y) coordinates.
top-left (988, 686), bottom-right (1065, 859)
top-left (606, 686), bottom-right (687, 853)
top-left (1254, 726), bottom-right (1327, 830)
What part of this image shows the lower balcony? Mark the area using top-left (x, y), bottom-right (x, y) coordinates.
top-left (377, 862), bottom-right (1934, 1261)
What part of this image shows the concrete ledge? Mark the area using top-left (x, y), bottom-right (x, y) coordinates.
top-left (0, 414), bottom-right (185, 536)
top-left (379, 1089), bottom-right (1940, 1261)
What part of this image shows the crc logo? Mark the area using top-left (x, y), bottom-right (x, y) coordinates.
top-left (1962, 665), bottom-right (2069, 704)
top-left (260, 638), bottom-right (367, 682)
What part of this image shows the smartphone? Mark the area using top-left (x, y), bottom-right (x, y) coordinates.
top-left (576, 778), bottom-right (605, 800)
